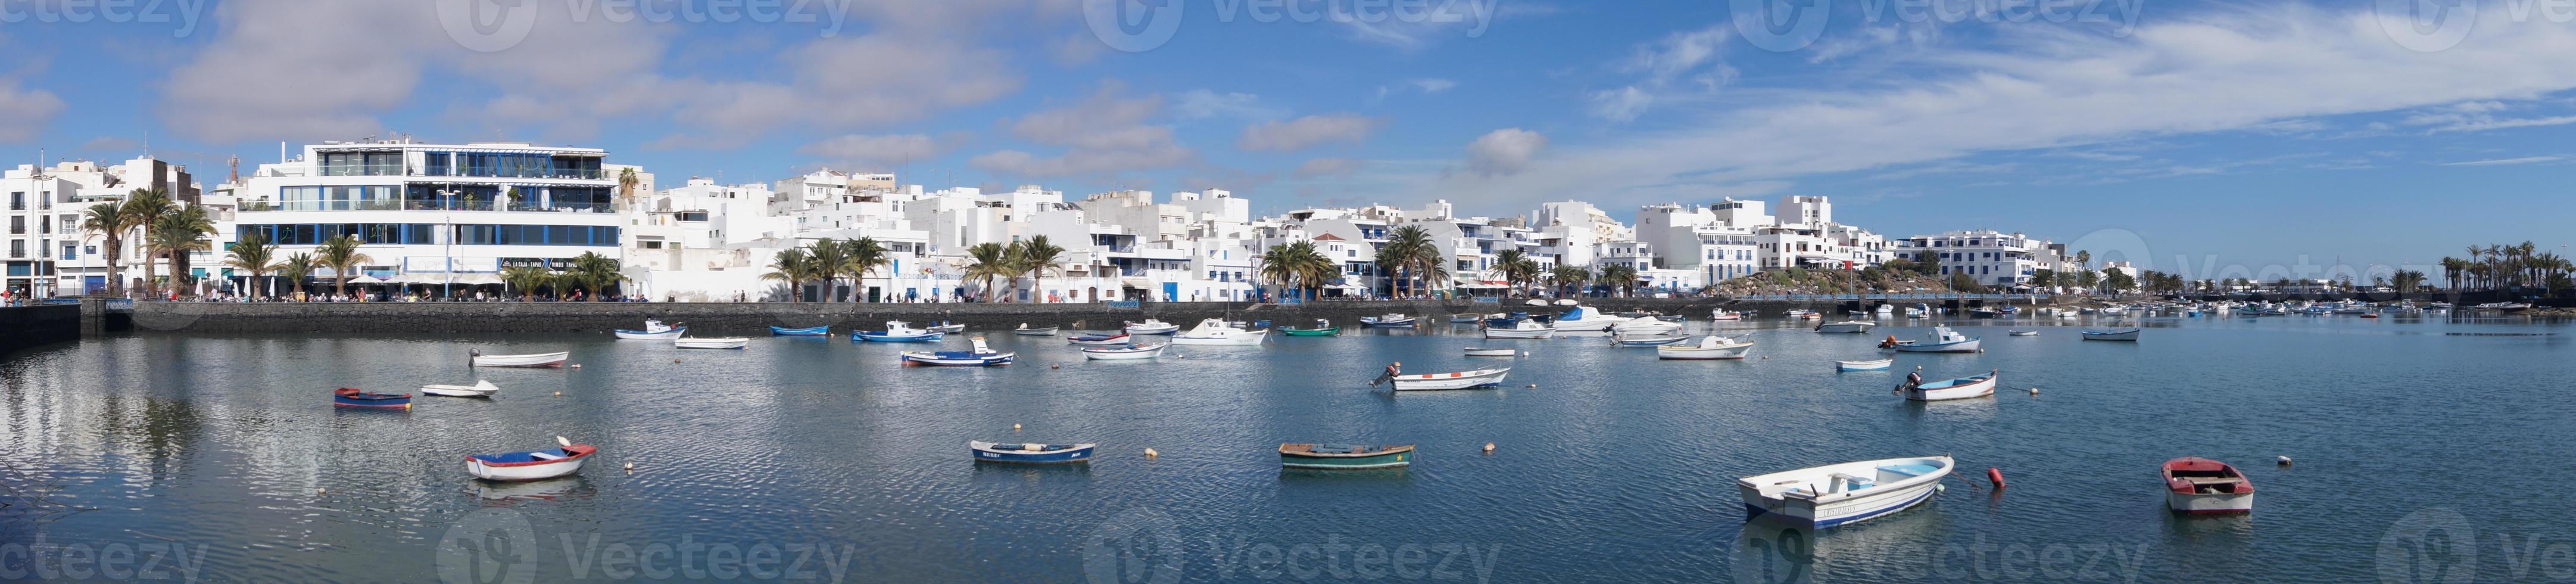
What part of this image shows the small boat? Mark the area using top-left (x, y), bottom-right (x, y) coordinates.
top-left (1710, 309), bottom-right (1746, 321)
top-left (1013, 324), bottom-right (1059, 336)
top-left (1813, 320), bottom-right (1875, 334)
top-left (1171, 318), bottom-right (1268, 346)
top-left (853, 321), bottom-right (945, 343)
top-left (1738, 456), bottom-right (1954, 529)
top-left (1066, 331), bottom-right (1133, 346)
top-left (924, 321), bottom-right (968, 334)
top-left (1655, 314), bottom-right (1686, 322)
top-left (1968, 307), bottom-right (2001, 319)
top-left (1610, 316), bottom-right (1682, 336)
top-left (1483, 312), bottom-right (1529, 327)
top-left (1835, 358), bottom-right (1894, 371)
top-left (420, 380), bottom-right (500, 397)
top-left (470, 350), bottom-right (569, 368)
top-left (674, 337), bottom-right (750, 350)
top-left (466, 437), bottom-right (597, 482)
top-left (2081, 328), bottom-right (2141, 341)
top-left (1880, 327), bottom-right (1981, 353)
top-left (2163, 457), bottom-right (2256, 514)
top-left (2007, 330), bottom-right (2039, 337)
top-left (1378, 367), bottom-right (1511, 391)
top-left (1462, 347), bottom-right (1518, 357)
top-left (1657, 336), bottom-right (1756, 360)
top-left (768, 325), bottom-right (830, 337)
top-left (1612, 332), bottom-right (1691, 347)
top-left (1547, 306), bottom-right (1619, 332)
top-left (1449, 313), bottom-right (1485, 324)
top-left (1903, 369), bottom-right (1998, 401)
top-left (899, 336), bottom-right (1015, 366)
top-left (333, 387), bottom-right (413, 409)
top-left (1081, 343), bottom-right (1168, 361)
top-left (1124, 319), bottom-right (1182, 335)
top-left (970, 440), bottom-right (1095, 464)
top-left (1358, 313), bottom-right (1417, 328)
top-left (1280, 319), bottom-right (1342, 337)
top-left (613, 319), bottom-right (687, 340)
top-left (1482, 319), bottom-right (1556, 339)
top-left (1279, 443), bottom-right (1414, 470)
top-left (2359, 313), bottom-right (2379, 319)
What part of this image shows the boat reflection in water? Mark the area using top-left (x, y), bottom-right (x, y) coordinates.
top-left (1733, 508), bottom-right (1950, 583)
top-left (471, 476), bottom-right (597, 504)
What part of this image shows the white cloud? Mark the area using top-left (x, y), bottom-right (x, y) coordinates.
top-left (969, 83), bottom-right (1195, 178)
top-left (1463, 128), bottom-right (1545, 177)
top-left (0, 79), bottom-right (63, 142)
top-left (1239, 114), bottom-right (1381, 152)
top-left (799, 133), bottom-right (963, 167)
top-left (1587, 86), bottom-right (1652, 123)
top-left (1174, 90), bottom-right (1284, 120)
top-left (2440, 156), bottom-right (2561, 166)
top-left (1408, 79), bottom-right (1457, 94)
top-left (1586, 24), bottom-right (1738, 121)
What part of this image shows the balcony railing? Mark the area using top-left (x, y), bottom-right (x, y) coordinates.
top-left (505, 201), bottom-right (613, 213)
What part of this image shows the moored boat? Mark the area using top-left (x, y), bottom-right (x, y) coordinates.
top-left (899, 337), bottom-right (1015, 366)
top-left (1358, 313), bottom-right (1417, 328)
top-left (1710, 309), bottom-right (1747, 321)
top-left (1379, 367), bottom-right (1511, 391)
top-left (1482, 319), bottom-right (1555, 339)
top-left (769, 325), bottom-right (831, 337)
top-left (420, 380), bottom-right (500, 398)
top-left (1124, 319), bottom-right (1182, 335)
top-left (971, 440), bottom-right (1095, 464)
top-left (674, 337), bottom-right (750, 350)
top-left (1279, 443), bottom-right (1414, 470)
top-left (1013, 324), bottom-right (1060, 336)
top-left (470, 350), bottom-right (569, 368)
top-left (1657, 336), bottom-right (1755, 360)
top-left (613, 319), bottom-right (687, 340)
top-left (1449, 313), bottom-right (1485, 324)
top-left (1081, 342), bottom-right (1168, 361)
top-left (1835, 358), bottom-right (1893, 371)
top-left (1610, 316), bottom-right (1682, 336)
top-left (2163, 457), bottom-right (2255, 514)
top-left (1814, 320), bottom-right (1875, 334)
top-left (1547, 306), bottom-right (1619, 332)
top-left (2007, 330), bottom-right (2039, 337)
top-left (1738, 456), bottom-right (1954, 529)
top-left (333, 387), bottom-right (413, 409)
top-left (1171, 319), bottom-right (1268, 346)
top-left (1462, 347), bottom-right (1518, 357)
top-left (1280, 319), bottom-right (1342, 337)
top-left (1880, 327), bottom-right (1981, 353)
top-left (924, 321), bottom-right (967, 334)
top-left (1612, 332), bottom-right (1691, 347)
top-left (2080, 328), bottom-right (2141, 341)
top-left (1483, 312), bottom-right (1529, 327)
top-left (1903, 369), bottom-right (1998, 401)
top-left (466, 437), bottom-right (597, 482)
top-left (1066, 331), bottom-right (1133, 345)
top-left (853, 321), bottom-right (945, 343)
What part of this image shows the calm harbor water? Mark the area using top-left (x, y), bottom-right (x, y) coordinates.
top-left (2, 312), bottom-right (2571, 582)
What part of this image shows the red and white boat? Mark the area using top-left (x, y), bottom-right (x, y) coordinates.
top-left (466, 437), bottom-right (598, 482)
top-left (2162, 457), bottom-right (2254, 514)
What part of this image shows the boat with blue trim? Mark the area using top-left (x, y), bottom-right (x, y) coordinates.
top-left (333, 387), bottom-right (413, 409)
top-left (613, 319), bottom-right (687, 340)
top-left (971, 440), bottom-right (1095, 464)
top-left (1358, 313), bottom-right (1417, 328)
top-left (769, 325), bottom-right (831, 336)
top-left (1066, 331), bottom-right (1132, 345)
top-left (853, 321), bottom-right (945, 343)
top-left (899, 337), bottom-right (1014, 366)
top-left (465, 437), bottom-right (597, 482)
top-left (1880, 327), bottom-right (1981, 353)
top-left (1278, 443), bottom-right (1414, 470)
top-left (1738, 455), bottom-right (1954, 529)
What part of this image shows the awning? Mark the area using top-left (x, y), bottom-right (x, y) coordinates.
top-left (346, 275), bottom-right (388, 285)
top-left (1121, 278), bottom-right (1153, 288)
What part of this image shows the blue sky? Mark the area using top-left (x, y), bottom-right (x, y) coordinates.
top-left (5, 0), bottom-right (2574, 279)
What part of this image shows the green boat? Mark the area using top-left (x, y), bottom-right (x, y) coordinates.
top-left (1278, 443), bottom-right (1414, 469)
top-left (1280, 319), bottom-right (1342, 337)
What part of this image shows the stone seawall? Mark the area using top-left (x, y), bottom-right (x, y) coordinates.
top-left (0, 305), bottom-right (81, 355)
top-left (127, 297), bottom-right (1906, 336)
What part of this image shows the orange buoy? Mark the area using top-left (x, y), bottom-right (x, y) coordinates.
top-left (1986, 467), bottom-right (2006, 489)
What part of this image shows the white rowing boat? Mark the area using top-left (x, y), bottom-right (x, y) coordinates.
top-left (674, 337), bottom-right (750, 350)
top-left (470, 350), bottom-right (569, 368)
top-left (1738, 456), bottom-right (1954, 529)
top-left (420, 380), bottom-right (500, 397)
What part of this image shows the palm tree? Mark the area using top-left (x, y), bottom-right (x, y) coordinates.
top-left (148, 206), bottom-right (214, 296)
top-left (500, 265), bottom-right (554, 300)
top-left (1381, 225), bottom-right (1437, 298)
top-left (1598, 265), bottom-right (1640, 297)
top-left (224, 231), bottom-right (282, 299)
top-left (960, 243), bottom-right (1013, 302)
top-left (2073, 250), bottom-right (2091, 269)
top-left (77, 200), bottom-right (132, 295)
top-left (1291, 244), bottom-right (1337, 300)
top-left (763, 248), bottom-right (817, 302)
top-left (1548, 265), bottom-right (1592, 298)
top-left (804, 238), bottom-right (851, 302)
top-left (1491, 249), bottom-right (1539, 296)
top-left (277, 253), bottom-right (316, 299)
top-left (840, 237), bottom-right (893, 303)
top-left (1010, 236), bottom-right (1065, 303)
top-left (118, 188), bottom-right (177, 296)
top-left (616, 167), bottom-right (642, 209)
top-left (314, 234), bottom-right (372, 297)
top-left (567, 251), bottom-right (622, 301)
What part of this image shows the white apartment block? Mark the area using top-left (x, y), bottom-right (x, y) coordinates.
top-left (1, 156), bottom-right (203, 297)
top-left (1895, 229), bottom-right (2057, 288)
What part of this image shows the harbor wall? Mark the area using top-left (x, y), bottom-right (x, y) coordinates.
top-left (0, 305), bottom-right (81, 355)
top-left (127, 297), bottom-right (1905, 336)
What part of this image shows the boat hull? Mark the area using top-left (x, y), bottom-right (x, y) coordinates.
top-left (333, 391), bottom-right (413, 409)
top-left (900, 352), bottom-right (1015, 366)
top-left (1279, 445), bottom-right (1414, 470)
top-left (1082, 344), bottom-right (1167, 360)
top-left (613, 328), bottom-right (686, 340)
top-left (2081, 329), bottom-right (2141, 341)
top-left (1906, 373), bottom-right (1998, 401)
top-left (420, 383), bottom-right (497, 397)
top-left (1836, 359), bottom-right (1894, 371)
top-left (769, 326), bottom-right (830, 336)
top-left (1462, 347), bottom-right (1518, 357)
top-left (674, 337), bottom-right (750, 350)
top-left (1013, 327), bottom-right (1060, 336)
top-left (1890, 339), bottom-right (1981, 353)
top-left (1280, 328), bottom-right (1341, 337)
top-left (466, 445), bottom-right (596, 482)
top-left (1358, 318), bottom-right (1417, 328)
top-left (1388, 368), bottom-right (1510, 390)
top-left (1482, 327), bottom-right (1555, 339)
top-left (1067, 334), bottom-right (1132, 346)
top-left (1739, 456), bottom-right (1953, 529)
top-left (2168, 492), bottom-right (2256, 514)
top-left (971, 441), bottom-right (1095, 464)
top-left (1814, 322), bottom-right (1875, 334)
top-left (471, 352), bottom-right (569, 368)
top-left (853, 332), bottom-right (945, 343)
top-left (1171, 331), bottom-right (1267, 346)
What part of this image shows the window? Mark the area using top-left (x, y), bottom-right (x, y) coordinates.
top-left (8, 191), bottom-right (19, 210)
top-left (7, 216), bottom-right (19, 234)
top-left (61, 243), bottom-right (76, 260)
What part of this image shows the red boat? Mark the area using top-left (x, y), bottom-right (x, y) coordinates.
top-left (2163, 457), bottom-right (2254, 514)
top-left (333, 387), bottom-right (413, 409)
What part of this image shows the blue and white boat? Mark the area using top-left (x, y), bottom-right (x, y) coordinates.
top-left (853, 321), bottom-right (946, 343)
top-left (1358, 313), bottom-right (1417, 328)
top-left (1611, 332), bottom-right (1690, 347)
top-left (613, 319), bottom-right (686, 340)
top-left (1483, 312), bottom-right (1529, 327)
top-left (899, 337), bottom-right (1014, 366)
top-left (970, 440), bottom-right (1096, 464)
top-left (1066, 331), bottom-right (1132, 346)
top-left (924, 321), bottom-right (968, 334)
top-left (1546, 306), bottom-right (1620, 332)
top-left (333, 387), bottom-right (413, 409)
top-left (769, 325), bottom-right (831, 337)
top-left (1881, 327), bottom-right (1981, 353)
top-left (1738, 456), bottom-right (1954, 529)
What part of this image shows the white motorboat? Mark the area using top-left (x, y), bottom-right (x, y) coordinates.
top-left (1710, 309), bottom-right (1747, 321)
top-left (1813, 320), bottom-right (1875, 334)
top-left (420, 380), bottom-right (500, 397)
top-left (899, 337), bottom-right (1016, 366)
top-left (1081, 343), bottom-right (1168, 361)
top-left (1358, 313), bottom-right (1418, 327)
top-left (1013, 324), bottom-right (1059, 336)
top-left (1903, 370), bottom-right (1998, 401)
top-left (1880, 327), bottom-right (1981, 353)
top-left (2081, 328), bottom-right (2141, 341)
top-left (853, 321), bottom-right (946, 343)
top-left (1656, 336), bottom-right (1755, 360)
top-left (674, 337), bottom-right (750, 350)
top-left (1170, 319), bottom-right (1267, 346)
top-left (1462, 347), bottom-right (1518, 357)
top-left (924, 321), bottom-right (968, 334)
top-left (1482, 319), bottom-right (1556, 339)
top-left (1546, 306), bottom-right (1620, 332)
top-left (1379, 368), bottom-right (1511, 391)
top-left (1609, 316), bottom-right (1682, 336)
top-left (470, 350), bottom-right (569, 368)
top-left (1738, 456), bottom-right (1955, 529)
top-left (1124, 319), bottom-right (1182, 335)
top-left (612, 319), bottom-right (686, 340)
top-left (1835, 358), bottom-right (1893, 371)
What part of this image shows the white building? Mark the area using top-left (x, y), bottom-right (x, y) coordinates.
top-left (1, 156), bottom-right (203, 297)
top-left (1895, 229), bottom-right (2053, 288)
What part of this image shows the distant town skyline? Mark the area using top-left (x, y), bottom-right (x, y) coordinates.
top-left (1, 1), bottom-right (2567, 272)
